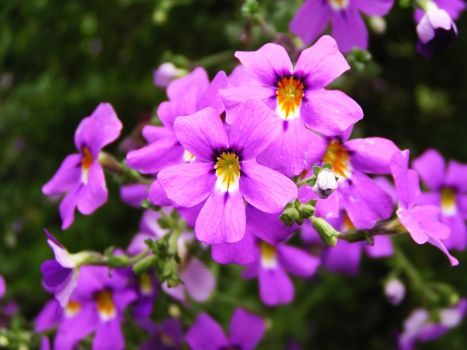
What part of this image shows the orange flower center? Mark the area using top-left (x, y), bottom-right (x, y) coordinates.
top-left (65, 300), bottom-right (81, 318)
top-left (276, 76), bottom-right (304, 120)
top-left (81, 147), bottom-right (93, 183)
top-left (342, 213), bottom-right (355, 232)
top-left (260, 241), bottom-right (277, 269)
top-left (441, 187), bottom-right (457, 216)
top-left (328, 0), bottom-right (349, 10)
top-left (95, 290), bottom-right (117, 321)
top-left (322, 140), bottom-right (351, 178)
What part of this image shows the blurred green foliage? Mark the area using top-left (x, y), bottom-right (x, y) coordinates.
top-left (1, 0), bottom-right (467, 349)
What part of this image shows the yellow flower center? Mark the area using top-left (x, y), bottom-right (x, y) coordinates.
top-left (322, 140), bottom-right (351, 178)
top-left (328, 0), bottom-right (349, 10)
top-left (342, 213), bottom-right (355, 232)
top-left (95, 290), bottom-right (117, 321)
top-left (81, 146), bottom-right (93, 183)
top-left (65, 300), bottom-right (81, 318)
top-left (276, 76), bottom-right (304, 120)
top-left (215, 152), bottom-right (241, 192)
top-left (441, 187), bottom-right (457, 216)
top-left (183, 149), bottom-right (196, 162)
top-left (139, 273), bottom-right (153, 295)
top-left (260, 241), bottom-right (278, 269)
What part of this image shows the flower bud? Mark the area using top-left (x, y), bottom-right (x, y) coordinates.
top-left (153, 63), bottom-right (187, 87)
top-left (280, 207), bottom-right (301, 226)
top-left (384, 278), bottom-right (405, 305)
top-left (299, 203), bottom-right (315, 218)
top-left (310, 217), bottom-right (339, 246)
top-left (369, 16), bottom-right (386, 34)
top-left (416, 1), bottom-right (457, 58)
top-left (312, 168), bottom-right (338, 199)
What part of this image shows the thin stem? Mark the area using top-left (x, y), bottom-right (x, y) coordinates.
top-left (189, 51), bottom-right (234, 69)
top-left (98, 151), bottom-right (153, 185)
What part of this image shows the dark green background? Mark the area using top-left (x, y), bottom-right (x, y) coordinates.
top-left (1, 0), bottom-right (467, 349)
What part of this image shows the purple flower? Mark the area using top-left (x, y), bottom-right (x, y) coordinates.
top-left (119, 184), bottom-right (149, 207)
top-left (0, 275), bottom-right (5, 299)
top-left (413, 149), bottom-right (467, 250)
top-left (385, 278), bottom-right (405, 305)
top-left (157, 100), bottom-right (297, 244)
top-left (221, 36), bottom-right (363, 176)
top-left (243, 236), bottom-right (320, 305)
top-left (42, 103), bottom-right (122, 229)
top-left (398, 299), bottom-right (467, 350)
top-left (126, 68), bottom-right (227, 175)
top-left (40, 230), bottom-right (83, 308)
top-left (301, 132), bottom-right (398, 229)
top-left (391, 150), bottom-right (458, 265)
top-left (36, 266), bottom-right (137, 350)
top-left (416, 1), bottom-right (459, 58)
top-left (186, 308), bottom-right (266, 350)
top-left (290, 0), bottom-right (395, 52)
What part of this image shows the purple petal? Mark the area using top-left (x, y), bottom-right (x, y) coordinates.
top-left (246, 206), bottom-right (293, 244)
top-left (301, 89), bottom-right (363, 136)
top-left (240, 160), bottom-right (298, 214)
top-left (441, 214), bottom-right (467, 251)
top-left (436, 0), bottom-right (466, 20)
top-left (229, 308), bottom-right (266, 350)
top-left (445, 160), bottom-right (467, 192)
top-left (180, 258), bottom-right (215, 302)
top-left (427, 237), bottom-right (459, 266)
top-left (186, 313), bottom-right (229, 350)
top-left (197, 70), bottom-right (229, 116)
top-left (365, 235), bottom-right (394, 257)
top-left (0, 275), bottom-right (5, 299)
top-left (74, 103), bottom-right (122, 157)
top-left (93, 319), bottom-right (124, 350)
top-left (259, 266), bottom-right (294, 306)
top-left (59, 187), bottom-right (79, 230)
top-left (173, 107), bottom-right (228, 161)
top-left (346, 137), bottom-right (399, 174)
top-left (256, 119), bottom-right (327, 177)
top-left (278, 245), bottom-right (320, 277)
top-left (228, 100), bottom-right (281, 160)
top-left (412, 149), bottom-right (445, 191)
top-left (325, 240), bottom-right (362, 275)
top-left (76, 163), bottom-right (108, 215)
top-left (235, 43), bottom-right (293, 86)
top-left (157, 89), bottom-right (199, 129)
top-left (120, 184), bottom-right (148, 208)
top-left (158, 162), bottom-right (215, 208)
top-left (340, 172), bottom-right (394, 229)
top-left (42, 154), bottom-right (82, 196)
top-left (212, 231), bottom-right (256, 265)
top-left (295, 35), bottom-right (350, 90)
top-left (55, 305), bottom-right (98, 350)
top-left (220, 86), bottom-right (275, 114)
top-left (34, 300), bottom-right (60, 332)
top-left (331, 7), bottom-right (368, 52)
top-left (148, 179), bottom-right (172, 207)
top-left (354, 0), bottom-right (395, 16)
top-left (195, 191), bottom-right (246, 244)
top-left (167, 67), bottom-right (209, 101)
top-left (391, 150), bottom-right (420, 209)
top-left (290, 1), bottom-right (332, 45)
top-left (126, 135), bottom-right (183, 174)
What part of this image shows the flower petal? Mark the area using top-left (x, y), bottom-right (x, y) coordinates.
top-left (412, 149), bottom-right (445, 191)
top-left (240, 161), bottom-right (298, 213)
top-left (246, 206), bottom-right (294, 244)
top-left (295, 35), bottom-right (350, 90)
top-left (228, 100), bottom-right (281, 160)
top-left (391, 150), bottom-right (420, 209)
top-left (229, 308), bottom-right (266, 350)
top-left (158, 162), bottom-right (215, 208)
top-left (346, 137), bottom-right (399, 174)
top-left (290, 1), bottom-right (332, 45)
top-left (76, 163), bottom-right (108, 215)
top-left (186, 313), bottom-right (229, 350)
top-left (59, 187), bottom-right (79, 230)
top-left (331, 7), bottom-right (368, 53)
top-left (445, 160), bottom-right (467, 192)
top-left (235, 43), bottom-right (293, 86)
top-left (180, 258), bottom-right (216, 302)
top-left (167, 67), bottom-right (209, 101)
top-left (427, 237), bottom-right (459, 266)
top-left (74, 103), bottom-right (122, 157)
top-left (93, 318), bottom-right (125, 350)
top-left (173, 107), bottom-right (228, 161)
top-left (211, 231), bottom-right (256, 265)
top-left (157, 89), bottom-right (199, 129)
top-left (278, 245), bottom-right (320, 277)
top-left (259, 266), bottom-right (294, 306)
top-left (195, 191), bottom-right (246, 244)
top-left (354, 0), bottom-right (395, 16)
top-left (301, 89), bottom-right (363, 136)
top-left (42, 154), bottom-right (82, 196)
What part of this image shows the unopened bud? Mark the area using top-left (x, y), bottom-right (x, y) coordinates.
top-left (384, 278), bottom-right (405, 305)
top-left (312, 168), bottom-right (338, 199)
top-left (153, 63), bottom-right (187, 88)
top-left (311, 217), bottom-right (340, 246)
top-left (369, 16), bottom-right (386, 34)
top-left (299, 203), bottom-right (315, 218)
top-left (280, 207), bottom-right (301, 226)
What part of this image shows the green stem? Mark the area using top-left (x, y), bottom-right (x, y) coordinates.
top-left (98, 151), bottom-right (153, 185)
top-left (189, 50), bottom-right (234, 69)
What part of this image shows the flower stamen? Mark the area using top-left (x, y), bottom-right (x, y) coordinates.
top-left (95, 290), bottom-right (117, 321)
top-left (215, 152), bottom-right (241, 193)
top-left (323, 140), bottom-right (351, 178)
top-left (276, 76), bottom-right (304, 120)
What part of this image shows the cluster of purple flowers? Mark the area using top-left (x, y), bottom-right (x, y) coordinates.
top-left (36, 11), bottom-right (467, 347)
